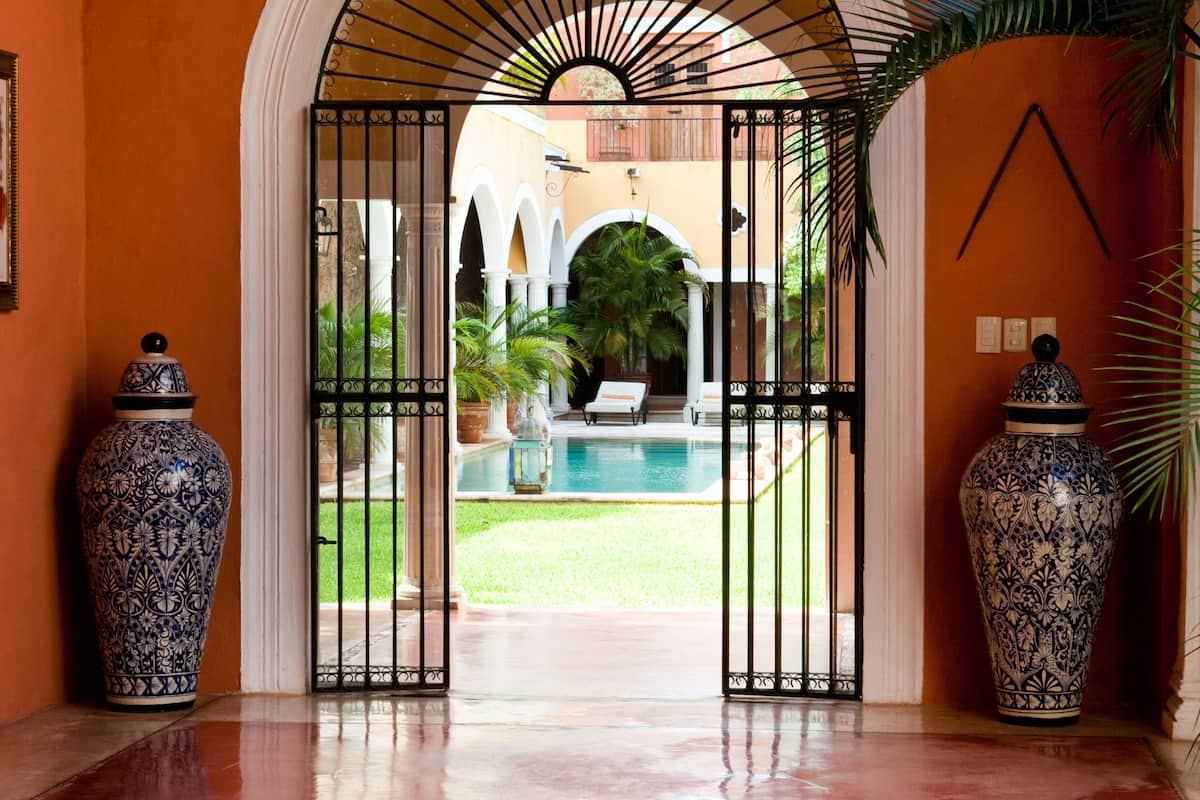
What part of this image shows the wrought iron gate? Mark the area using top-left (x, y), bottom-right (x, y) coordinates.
top-left (720, 101), bottom-right (864, 698)
top-left (309, 103), bottom-right (452, 692)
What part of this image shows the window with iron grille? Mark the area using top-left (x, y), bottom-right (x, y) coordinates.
top-left (654, 62), bottom-right (674, 87)
top-left (687, 61), bottom-right (708, 85)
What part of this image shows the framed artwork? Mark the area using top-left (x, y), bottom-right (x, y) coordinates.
top-left (0, 51), bottom-right (16, 311)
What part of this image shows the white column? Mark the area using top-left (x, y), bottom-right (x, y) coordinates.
top-left (712, 283), bottom-right (724, 382)
top-left (508, 274), bottom-right (529, 317)
top-left (397, 203), bottom-right (464, 609)
top-left (762, 282), bottom-right (777, 384)
top-left (482, 267), bottom-right (510, 438)
top-left (1163, 55), bottom-right (1200, 739)
top-left (550, 281), bottom-right (570, 414)
top-left (685, 282), bottom-right (704, 420)
top-left (527, 274), bottom-right (548, 313)
top-left (527, 275), bottom-right (550, 416)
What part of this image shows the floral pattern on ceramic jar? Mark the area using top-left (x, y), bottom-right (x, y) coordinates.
top-left (959, 335), bottom-right (1121, 724)
top-left (77, 333), bottom-right (231, 710)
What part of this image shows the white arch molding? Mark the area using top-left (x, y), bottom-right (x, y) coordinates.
top-left (547, 210), bottom-right (567, 284)
top-left (565, 208), bottom-right (701, 276)
top-left (240, 0), bottom-right (925, 701)
top-left (452, 167), bottom-right (508, 274)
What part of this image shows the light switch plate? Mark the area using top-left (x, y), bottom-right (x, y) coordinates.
top-left (976, 316), bottom-right (1001, 354)
top-left (1003, 318), bottom-right (1028, 352)
top-left (1031, 316), bottom-right (1057, 339)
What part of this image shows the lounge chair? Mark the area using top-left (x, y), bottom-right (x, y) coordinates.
top-left (691, 381), bottom-right (724, 425)
top-left (584, 381), bottom-right (647, 425)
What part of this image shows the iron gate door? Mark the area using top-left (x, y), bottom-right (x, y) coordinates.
top-left (309, 103), bottom-right (452, 693)
top-left (720, 101), bottom-right (864, 699)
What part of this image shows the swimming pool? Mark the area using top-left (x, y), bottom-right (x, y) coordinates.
top-left (457, 437), bottom-right (746, 495)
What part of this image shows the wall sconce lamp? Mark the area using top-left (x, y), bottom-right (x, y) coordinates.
top-left (545, 155), bottom-right (589, 198)
top-left (627, 167), bottom-right (640, 199)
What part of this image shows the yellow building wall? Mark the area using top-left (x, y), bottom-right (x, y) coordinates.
top-left (452, 106), bottom-right (564, 274)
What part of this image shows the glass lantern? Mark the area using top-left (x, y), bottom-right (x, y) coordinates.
top-left (508, 404), bottom-right (552, 494)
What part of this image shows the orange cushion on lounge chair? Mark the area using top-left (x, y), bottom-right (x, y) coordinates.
top-left (600, 393), bottom-right (636, 401)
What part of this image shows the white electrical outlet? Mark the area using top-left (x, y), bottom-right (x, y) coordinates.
top-left (1003, 318), bottom-right (1028, 352)
top-left (976, 316), bottom-right (1001, 354)
top-left (1031, 317), bottom-right (1057, 339)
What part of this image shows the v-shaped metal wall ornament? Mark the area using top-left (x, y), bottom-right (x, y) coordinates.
top-left (957, 104), bottom-right (1110, 261)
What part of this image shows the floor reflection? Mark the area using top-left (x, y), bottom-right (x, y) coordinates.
top-left (37, 695), bottom-right (1182, 800)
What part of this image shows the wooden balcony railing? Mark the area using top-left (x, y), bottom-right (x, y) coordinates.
top-left (586, 117), bottom-right (775, 162)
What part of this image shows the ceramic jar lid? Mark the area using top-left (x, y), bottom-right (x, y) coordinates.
top-left (113, 332), bottom-right (196, 418)
top-left (1003, 334), bottom-right (1090, 429)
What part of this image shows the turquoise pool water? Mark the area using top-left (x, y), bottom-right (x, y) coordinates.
top-left (457, 437), bottom-right (745, 495)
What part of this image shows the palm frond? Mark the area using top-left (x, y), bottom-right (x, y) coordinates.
top-left (1103, 239), bottom-right (1200, 517)
top-left (781, 0), bottom-right (1199, 281)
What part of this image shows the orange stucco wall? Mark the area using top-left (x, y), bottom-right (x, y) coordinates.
top-left (0, 0), bottom-right (89, 724)
top-left (923, 38), bottom-right (1182, 710)
top-left (0, 4), bottom-right (1187, 726)
top-left (79, 1), bottom-right (265, 704)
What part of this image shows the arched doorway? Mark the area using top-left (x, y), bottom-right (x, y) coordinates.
top-left (241, 0), bottom-right (928, 705)
top-left (310, 0), bottom-right (864, 698)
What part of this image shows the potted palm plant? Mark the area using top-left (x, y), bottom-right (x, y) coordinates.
top-left (504, 302), bottom-right (590, 430)
top-left (564, 216), bottom-right (704, 391)
top-left (453, 301), bottom-right (509, 444)
top-left (453, 299), bottom-right (589, 443)
top-left (315, 298), bottom-right (405, 481)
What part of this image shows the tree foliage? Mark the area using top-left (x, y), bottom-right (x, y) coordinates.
top-left (564, 218), bottom-right (706, 377)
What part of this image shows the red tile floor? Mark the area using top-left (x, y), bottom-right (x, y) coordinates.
top-left (5, 608), bottom-right (1196, 799)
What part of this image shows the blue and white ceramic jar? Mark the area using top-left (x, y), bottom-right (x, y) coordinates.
top-left (77, 333), bottom-right (232, 710)
top-left (959, 335), bottom-right (1122, 725)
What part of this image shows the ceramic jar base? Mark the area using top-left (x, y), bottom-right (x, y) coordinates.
top-left (106, 695), bottom-right (196, 713)
top-left (998, 709), bottom-right (1080, 727)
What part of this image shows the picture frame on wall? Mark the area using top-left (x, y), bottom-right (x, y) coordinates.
top-left (0, 51), bottom-right (17, 311)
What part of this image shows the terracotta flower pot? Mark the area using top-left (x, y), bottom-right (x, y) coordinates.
top-left (457, 402), bottom-right (490, 443)
top-left (317, 427), bottom-right (338, 483)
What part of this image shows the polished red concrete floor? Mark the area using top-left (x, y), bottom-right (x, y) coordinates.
top-left (318, 606), bottom-right (856, 698)
top-left (19, 609), bottom-right (1191, 798)
top-left (39, 713), bottom-right (1181, 799)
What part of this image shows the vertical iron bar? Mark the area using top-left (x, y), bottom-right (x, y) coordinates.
top-left (335, 110), bottom-right (346, 689)
top-left (441, 107), bottom-right (452, 690)
top-left (800, 107), bottom-right (812, 695)
top-left (745, 107), bottom-right (756, 690)
top-left (853, 107), bottom-right (867, 699)
top-left (418, 111), bottom-right (428, 686)
top-left (772, 107), bottom-right (783, 695)
top-left (721, 105), bottom-right (733, 696)
top-left (391, 110), bottom-right (400, 687)
top-left (309, 109), bottom-right (321, 693)
top-left (826, 110), bottom-right (839, 694)
top-left (363, 114), bottom-right (373, 686)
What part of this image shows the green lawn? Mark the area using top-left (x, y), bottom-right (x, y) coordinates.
top-left (317, 437), bottom-right (829, 608)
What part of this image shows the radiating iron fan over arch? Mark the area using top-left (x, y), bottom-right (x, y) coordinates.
top-left (316, 0), bottom-right (858, 103)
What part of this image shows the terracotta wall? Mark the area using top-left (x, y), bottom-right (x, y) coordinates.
top-left (0, 0), bottom-right (88, 724)
top-left (923, 38), bottom-right (1182, 711)
top-left (80, 1), bottom-right (265, 698)
top-left (0, 0), bottom-right (89, 724)
top-left (0, 3), bottom-right (1185, 725)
